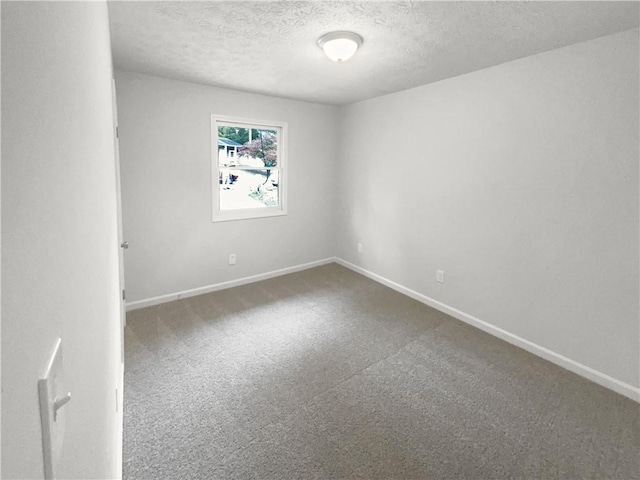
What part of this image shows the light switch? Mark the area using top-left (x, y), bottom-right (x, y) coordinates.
top-left (38, 338), bottom-right (70, 480)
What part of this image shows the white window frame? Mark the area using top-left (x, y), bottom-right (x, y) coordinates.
top-left (211, 115), bottom-right (288, 222)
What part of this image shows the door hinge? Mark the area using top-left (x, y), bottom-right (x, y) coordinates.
top-left (122, 289), bottom-right (126, 301)
top-left (115, 126), bottom-right (119, 138)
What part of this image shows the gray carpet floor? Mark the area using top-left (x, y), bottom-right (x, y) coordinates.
top-left (124, 263), bottom-right (640, 479)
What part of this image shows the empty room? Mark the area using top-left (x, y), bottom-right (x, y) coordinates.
top-left (1, 1), bottom-right (639, 479)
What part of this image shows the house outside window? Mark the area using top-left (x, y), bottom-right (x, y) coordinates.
top-left (211, 115), bottom-right (287, 222)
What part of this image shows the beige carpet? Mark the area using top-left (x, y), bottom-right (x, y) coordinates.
top-left (124, 263), bottom-right (639, 479)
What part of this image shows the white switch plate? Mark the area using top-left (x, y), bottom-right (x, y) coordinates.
top-left (357, 243), bottom-right (363, 253)
top-left (38, 338), bottom-right (69, 480)
top-left (437, 270), bottom-right (445, 283)
top-left (229, 253), bottom-right (236, 265)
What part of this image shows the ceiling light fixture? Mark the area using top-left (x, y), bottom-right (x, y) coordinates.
top-left (317, 31), bottom-right (363, 62)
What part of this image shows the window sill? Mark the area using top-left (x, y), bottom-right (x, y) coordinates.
top-left (212, 208), bottom-right (287, 223)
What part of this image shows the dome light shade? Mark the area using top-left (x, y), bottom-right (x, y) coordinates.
top-left (318, 31), bottom-right (363, 62)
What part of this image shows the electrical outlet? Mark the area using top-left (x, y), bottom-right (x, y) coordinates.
top-left (437, 270), bottom-right (445, 283)
top-left (357, 242), bottom-right (363, 253)
top-left (229, 253), bottom-right (236, 265)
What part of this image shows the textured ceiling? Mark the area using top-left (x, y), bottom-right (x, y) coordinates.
top-left (108, 1), bottom-right (639, 106)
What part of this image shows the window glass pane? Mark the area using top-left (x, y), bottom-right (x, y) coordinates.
top-left (219, 169), bottom-right (279, 210)
top-left (218, 127), bottom-right (278, 167)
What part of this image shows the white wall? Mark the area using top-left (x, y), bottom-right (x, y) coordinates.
top-left (115, 71), bottom-right (338, 303)
top-left (2, 2), bottom-right (123, 478)
top-left (336, 29), bottom-right (639, 390)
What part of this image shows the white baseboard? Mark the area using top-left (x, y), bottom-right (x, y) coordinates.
top-left (335, 258), bottom-right (640, 403)
top-left (125, 257), bottom-right (335, 311)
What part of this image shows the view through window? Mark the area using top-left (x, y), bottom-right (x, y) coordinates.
top-left (212, 116), bottom-right (286, 221)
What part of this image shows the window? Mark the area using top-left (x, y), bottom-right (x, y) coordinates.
top-left (211, 115), bottom-right (287, 222)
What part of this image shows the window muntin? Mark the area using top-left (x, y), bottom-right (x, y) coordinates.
top-left (212, 116), bottom-right (287, 222)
